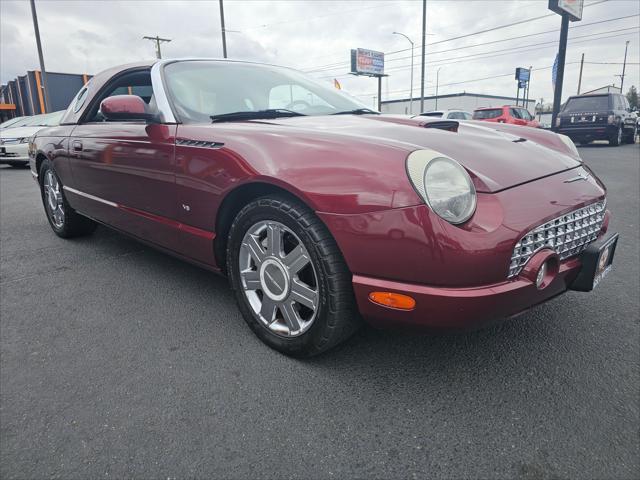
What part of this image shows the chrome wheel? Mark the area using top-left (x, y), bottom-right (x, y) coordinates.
top-left (239, 220), bottom-right (319, 337)
top-left (44, 169), bottom-right (64, 228)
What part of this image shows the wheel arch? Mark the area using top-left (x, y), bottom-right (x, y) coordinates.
top-left (214, 180), bottom-right (320, 271)
top-left (35, 152), bottom-right (48, 179)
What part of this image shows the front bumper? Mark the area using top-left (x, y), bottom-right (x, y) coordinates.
top-left (353, 256), bottom-right (582, 330)
top-left (0, 142), bottom-right (29, 164)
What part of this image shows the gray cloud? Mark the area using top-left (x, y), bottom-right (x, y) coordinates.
top-left (1, 0), bottom-right (638, 108)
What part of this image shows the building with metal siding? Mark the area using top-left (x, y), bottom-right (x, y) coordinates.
top-left (0, 70), bottom-right (91, 120)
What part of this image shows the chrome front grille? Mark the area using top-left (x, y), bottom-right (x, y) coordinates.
top-left (508, 200), bottom-right (606, 278)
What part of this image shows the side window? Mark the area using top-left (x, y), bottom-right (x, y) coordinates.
top-left (269, 84), bottom-right (331, 111)
top-left (84, 70), bottom-right (153, 122)
top-left (72, 87), bottom-right (89, 113)
top-left (510, 108), bottom-right (522, 119)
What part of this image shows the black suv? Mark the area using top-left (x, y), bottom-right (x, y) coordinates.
top-left (556, 92), bottom-right (637, 146)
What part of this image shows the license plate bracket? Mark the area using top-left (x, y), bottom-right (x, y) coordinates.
top-left (570, 232), bottom-right (619, 292)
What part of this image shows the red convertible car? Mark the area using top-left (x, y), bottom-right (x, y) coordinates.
top-left (29, 59), bottom-right (617, 356)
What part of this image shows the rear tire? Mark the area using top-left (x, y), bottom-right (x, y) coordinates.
top-left (39, 159), bottom-right (97, 238)
top-left (609, 126), bottom-right (622, 146)
top-left (623, 127), bottom-right (637, 144)
top-left (227, 195), bottom-right (360, 357)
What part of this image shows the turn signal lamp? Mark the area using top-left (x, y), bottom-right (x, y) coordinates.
top-left (369, 292), bottom-right (416, 311)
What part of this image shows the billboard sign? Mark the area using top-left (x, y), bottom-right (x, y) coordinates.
top-left (548, 0), bottom-right (583, 21)
top-left (350, 48), bottom-right (385, 76)
top-left (515, 67), bottom-right (530, 82)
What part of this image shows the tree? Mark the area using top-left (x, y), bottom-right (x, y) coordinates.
top-left (626, 85), bottom-right (638, 109)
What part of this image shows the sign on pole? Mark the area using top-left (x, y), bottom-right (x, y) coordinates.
top-left (548, 0), bottom-right (584, 22)
top-left (350, 48), bottom-right (385, 77)
top-left (350, 48), bottom-right (387, 112)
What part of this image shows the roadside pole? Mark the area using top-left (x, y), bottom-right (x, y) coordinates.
top-left (548, 0), bottom-right (584, 131)
top-left (29, 0), bottom-right (51, 113)
top-left (419, 0), bottom-right (426, 113)
top-left (219, 0), bottom-right (227, 58)
top-left (525, 66), bottom-right (532, 111)
top-left (551, 13), bottom-right (569, 131)
top-left (620, 40), bottom-right (629, 91)
top-left (577, 53), bottom-right (584, 94)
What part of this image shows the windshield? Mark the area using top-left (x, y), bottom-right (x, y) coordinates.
top-left (563, 96), bottom-right (610, 113)
top-left (0, 117), bottom-right (25, 129)
top-left (27, 111), bottom-right (64, 126)
top-left (473, 108), bottom-right (502, 119)
top-left (420, 112), bottom-right (443, 117)
top-left (164, 60), bottom-right (371, 123)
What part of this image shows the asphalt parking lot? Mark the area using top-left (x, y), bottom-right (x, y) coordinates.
top-left (1, 143), bottom-right (638, 479)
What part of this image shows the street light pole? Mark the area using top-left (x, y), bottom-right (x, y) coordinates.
top-left (393, 32), bottom-right (414, 114)
top-left (29, 0), bottom-right (51, 113)
top-left (219, 0), bottom-right (228, 58)
top-left (420, 0), bottom-right (427, 113)
top-left (435, 67), bottom-right (441, 110)
top-left (620, 40), bottom-right (629, 92)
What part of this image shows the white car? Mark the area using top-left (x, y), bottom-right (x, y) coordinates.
top-left (416, 109), bottom-right (473, 120)
top-left (0, 111), bottom-right (64, 168)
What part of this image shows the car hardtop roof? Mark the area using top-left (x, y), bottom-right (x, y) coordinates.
top-left (473, 106), bottom-right (507, 110)
top-left (567, 93), bottom-right (613, 99)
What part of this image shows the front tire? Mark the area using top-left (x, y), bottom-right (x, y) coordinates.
top-left (39, 159), bottom-right (97, 238)
top-left (227, 195), bottom-right (360, 357)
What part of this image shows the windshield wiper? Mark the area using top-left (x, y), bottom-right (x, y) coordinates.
top-left (210, 109), bottom-right (306, 123)
top-left (331, 108), bottom-right (380, 115)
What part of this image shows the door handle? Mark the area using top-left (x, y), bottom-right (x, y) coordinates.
top-left (72, 140), bottom-right (83, 152)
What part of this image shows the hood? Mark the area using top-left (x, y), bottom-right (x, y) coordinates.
top-left (237, 114), bottom-right (581, 193)
top-left (0, 126), bottom-right (46, 140)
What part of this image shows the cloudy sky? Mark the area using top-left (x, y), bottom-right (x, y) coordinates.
top-left (1, 0), bottom-right (638, 108)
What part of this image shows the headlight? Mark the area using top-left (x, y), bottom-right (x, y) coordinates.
top-left (406, 149), bottom-right (477, 225)
top-left (555, 117), bottom-right (561, 127)
top-left (19, 137), bottom-right (29, 143)
top-left (558, 133), bottom-right (580, 158)
top-left (607, 114), bottom-right (615, 124)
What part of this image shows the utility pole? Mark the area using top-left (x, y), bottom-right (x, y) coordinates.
top-left (419, 0), bottom-right (426, 113)
top-left (577, 53), bottom-right (584, 94)
top-left (143, 35), bottom-right (171, 59)
top-left (551, 13), bottom-right (569, 131)
top-left (393, 32), bottom-right (414, 114)
top-left (435, 67), bottom-right (441, 109)
top-left (620, 40), bottom-right (629, 92)
top-left (29, 0), bottom-right (51, 113)
top-left (219, 0), bottom-right (228, 58)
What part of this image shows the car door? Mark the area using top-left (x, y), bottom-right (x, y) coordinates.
top-left (510, 108), bottom-right (527, 125)
top-left (67, 68), bottom-right (179, 251)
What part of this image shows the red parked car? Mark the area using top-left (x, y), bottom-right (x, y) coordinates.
top-left (473, 105), bottom-right (540, 127)
top-left (30, 59), bottom-right (617, 356)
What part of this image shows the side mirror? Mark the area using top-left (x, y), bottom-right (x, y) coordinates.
top-left (100, 95), bottom-right (160, 123)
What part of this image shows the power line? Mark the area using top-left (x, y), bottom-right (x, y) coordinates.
top-left (306, 15), bottom-right (638, 74)
top-left (316, 28), bottom-right (639, 80)
top-left (301, 0), bottom-right (613, 73)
